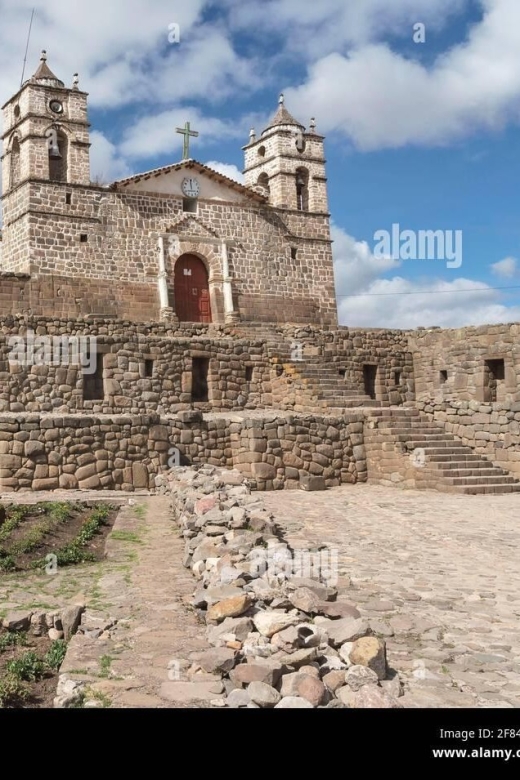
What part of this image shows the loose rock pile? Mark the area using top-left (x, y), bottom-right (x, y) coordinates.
top-left (2, 605), bottom-right (83, 644)
top-left (166, 464), bottom-right (403, 708)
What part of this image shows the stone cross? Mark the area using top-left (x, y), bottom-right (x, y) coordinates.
top-left (176, 121), bottom-right (199, 160)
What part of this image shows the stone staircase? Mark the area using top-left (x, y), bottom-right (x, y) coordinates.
top-left (283, 356), bottom-right (380, 409)
top-left (232, 323), bottom-right (380, 409)
top-left (366, 408), bottom-right (520, 494)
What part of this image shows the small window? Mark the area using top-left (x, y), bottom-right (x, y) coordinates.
top-left (83, 353), bottom-right (104, 400)
top-left (144, 359), bottom-right (154, 378)
top-left (258, 146), bottom-right (266, 157)
top-left (245, 366), bottom-right (253, 382)
top-left (192, 357), bottom-right (209, 402)
top-left (439, 370), bottom-right (448, 385)
top-left (363, 364), bottom-right (377, 400)
top-left (484, 358), bottom-right (505, 402)
top-left (393, 370), bottom-right (401, 386)
top-left (295, 167), bottom-right (309, 211)
top-left (257, 172), bottom-right (269, 193)
top-left (338, 368), bottom-right (346, 377)
top-left (183, 198), bottom-right (197, 213)
top-left (66, 192), bottom-right (72, 204)
top-left (291, 247), bottom-right (297, 260)
top-left (486, 359), bottom-right (504, 381)
top-left (80, 233), bottom-right (88, 242)
top-left (14, 105), bottom-right (20, 119)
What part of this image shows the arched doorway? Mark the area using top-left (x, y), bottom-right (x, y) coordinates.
top-left (174, 254), bottom-right (212, 323)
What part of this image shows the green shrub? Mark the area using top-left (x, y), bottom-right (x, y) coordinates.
top-left (0, 675), bottom-right (28, 707)
top-left (44, 640), bottom-right (67, 671)
top-left (0, 632), bottom-right (27, 653)
top-left (6, 651), bottom-right (46, 682)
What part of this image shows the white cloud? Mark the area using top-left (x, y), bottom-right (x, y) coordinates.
top-left (491, 256), bottom-right (517, 278)
top-left (89, 131), bottom-right (133, 183)
top-left (332, 223), bottom-right (520, 328)
top-left (204, 161), bottom-right (244, 183)
top-left (332, 222), bottom-right (401, 292)
top-left (118, 108), bottom-right (247, 160)
top-left (0, 0), bottom-right (255, 118)
top-left (226, 0), bottom-right (467, 56)
top-left (2, 0), bottom-right (520, 169)
top-left (283, 0), bottom-right (520, 150)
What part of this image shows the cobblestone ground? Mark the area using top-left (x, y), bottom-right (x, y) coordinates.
top-left (262, 485), bottom-right (520, 708)
top-left (4, 485), bottom-right (520, 708)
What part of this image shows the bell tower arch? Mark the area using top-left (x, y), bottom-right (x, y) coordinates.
top-left (243, 94), bottom-right (328, 213)
top-left (1, 50), bottom-right (91, 193)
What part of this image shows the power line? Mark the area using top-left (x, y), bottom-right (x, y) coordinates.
top-left (337, 284), bottom-right (520, 298)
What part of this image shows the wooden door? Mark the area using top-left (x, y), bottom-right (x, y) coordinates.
top-left (174, 255), bottom-right (211, 323)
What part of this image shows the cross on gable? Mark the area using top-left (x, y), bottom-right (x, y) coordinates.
top-left (176, 121), bottom-right (199, 160)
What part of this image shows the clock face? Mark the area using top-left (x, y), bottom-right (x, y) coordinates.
top-left (49, 100), bottom-right (64, 114)
top-left (181, 177), bottom-right (200, 198)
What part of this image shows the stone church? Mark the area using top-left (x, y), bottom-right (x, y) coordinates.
top-left (1, 51), bottom-right (337, 326)
top-left (2, 52), bottom-right (520, 497)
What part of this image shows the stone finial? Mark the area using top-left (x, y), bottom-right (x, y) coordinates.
top-left (310, 117), bottom-right (316, 133)
top-left (279, 93), bottom-right (284, 105)
top-left (249, 127), bottom-right (256, 142)
top-left (40, 50), bottom-right (47, 61)
top-left (72, 73), bottom-right (79, 90)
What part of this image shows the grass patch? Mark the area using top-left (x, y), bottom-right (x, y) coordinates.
top-left (110, 530), bottom-right (142, 543)
top-left (87, 689), bottom-right (112, 708)
top-left (98, 655), bottom-right (113, 678)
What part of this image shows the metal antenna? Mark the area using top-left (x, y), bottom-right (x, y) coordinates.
top-left (20, 8), bottom-right (35, 87)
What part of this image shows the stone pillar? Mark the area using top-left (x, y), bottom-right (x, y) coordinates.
top-left (222, 241), bottom-right (239, 324)
top-left (158, 236), bottom-right (175, 321)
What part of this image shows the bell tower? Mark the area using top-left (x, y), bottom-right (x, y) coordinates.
top-left (243, 94), bottom-right (328, 213)
top-left (1, 50), bottom-right (91, 193)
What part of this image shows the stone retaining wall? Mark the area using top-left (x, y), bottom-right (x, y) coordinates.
top-left (0, 411), bottom-right (367, 492)
top-left (0, 317), bottom-right (414, 414)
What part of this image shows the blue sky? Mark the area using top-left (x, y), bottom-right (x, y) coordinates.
top-left (1, 0), bottom-right (520, 328)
